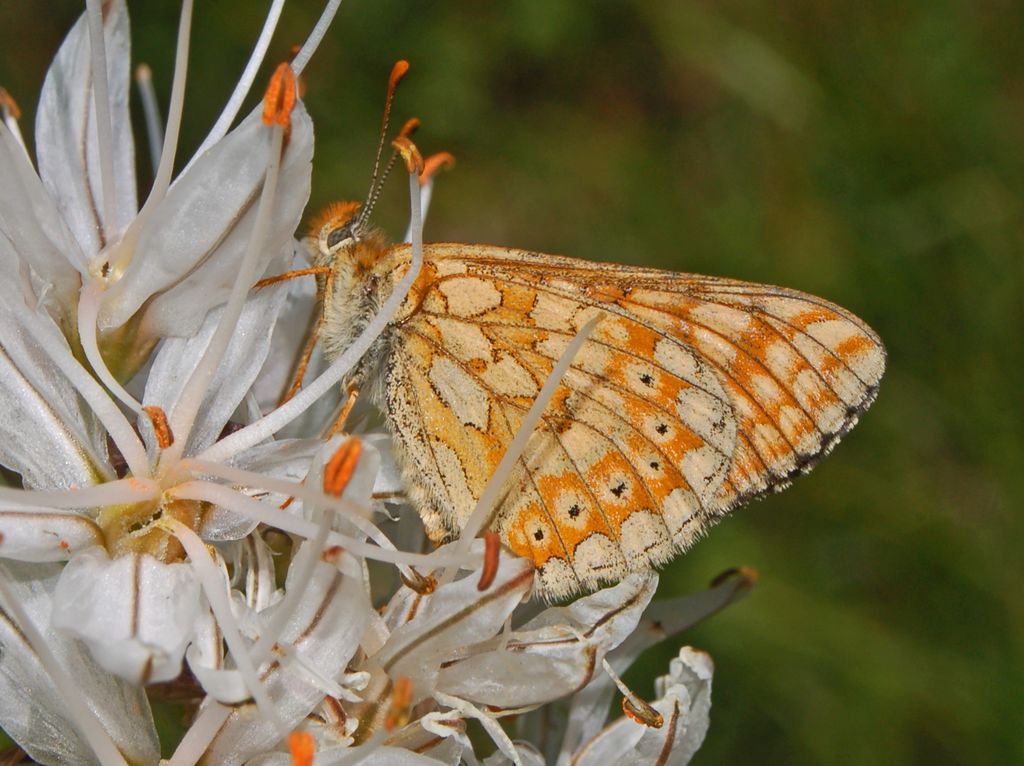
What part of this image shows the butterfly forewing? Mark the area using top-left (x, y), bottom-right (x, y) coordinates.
top-left (380, 243), bottom-right (885, 599)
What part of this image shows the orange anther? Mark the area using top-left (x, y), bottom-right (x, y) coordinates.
top-left (287, 730), bottom-right (315, 766)
top-left (320, 545), bottom-right (345, 564)
top-left (420, 152), bottom-right (456, 187)
top-left (710, 566), bottom-right (760, 588)
top-left (323, 438), bottom-right (363, 497)
top-left (0, 87), bottom-right (23, 120)
top-left (398, 117), bottom-right (420, 140)
top-left (622, 695), bottom-right (663, 728)
top-left (391, 136), bottom-right (424, 175)
top-left (400, 569), bottom-right (437, 595)
top-left (384, 676), bottom-right (414, 731)
top-left (263, 63), bottom-right (297, 128)
top-left (477, 530), bottom-right (501, 591)
top-left (143, 406), bottom-right (174, 449)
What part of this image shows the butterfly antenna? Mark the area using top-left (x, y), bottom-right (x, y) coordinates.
top-left (366, 117), bottom-right (420, 209)
top-left (356, 60), bottom-right (410, 230)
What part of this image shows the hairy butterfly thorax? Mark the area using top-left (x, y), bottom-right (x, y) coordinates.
top-left (308, 203), bottom-right (389, 374)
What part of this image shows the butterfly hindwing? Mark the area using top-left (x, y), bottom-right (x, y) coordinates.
top-left (381, 244), bottom-right (885, 598)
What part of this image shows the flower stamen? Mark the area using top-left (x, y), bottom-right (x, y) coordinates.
top-left (384, 677), bottom-right (414, 731)
top-left (190, 0), bottom-right (286, 162)
top-left (165, 701), bottom-right (232, 766)
top-left (168, 480), bottom-right (468, 569)
top-left (263, 63), bottom-right (297, 129)
top-left (323, 438), bottom-right (362, 496)
top-left (288, 731), bottom-right (315, 766)
top-left (164, 65), bottom-right (291, 464)
top-left (134, 64), bottom-right (164, 177)
top-left (601, 658), bottom-right (663, 728)
top-left (419, 152), bottom-right (456, 187)
top-left (162, 517), bottom-right (285, 735)
top-left (289, 0), bottom-right (344, 76)
top-left (0, 86), bottom-right (27, 155)
top-left (84, 0), bottom-right (117, 239)
top-left (0, 477), bottom-right (159, 510)
top-left (111, 0), bottom-right (194, 280)
top-left (143, 405), bottom-right (174, 449)
top-left (477, 530), bottom-right (501, 591)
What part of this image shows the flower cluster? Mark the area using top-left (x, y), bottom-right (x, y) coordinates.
top-left (0, 3), bottom-right (753, 765)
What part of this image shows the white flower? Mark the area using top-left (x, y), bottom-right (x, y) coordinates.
top-left (0, 560), bottom-right (160, 766)
top-left (0, 1), bottom-right (357, 763)
top-left (227, 550), bottom-right (754, 766)
top-left (1, 4), bottom-right (756, 766)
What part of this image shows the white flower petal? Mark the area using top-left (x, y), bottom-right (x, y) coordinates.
top-left (0, 292), bottom-right (110, 489)
top-left (376, 545), bottom-right (535, 699)
top-left (237, 533), bottom-right (283, 612)
top-left (561, 568), bottom-right (754, 749)
top-left (250, 250), bottom-right (318, 412)
top-left (390, 715), bottom-right (468, 765)
top-left (189, 661), bottom-right (251, 705)
top-left (610, 567), bottom-right (756, 669)
top-left (0, 124), bottom-right (85, 311)
top-left (240, 755), bottom-right (291, 766)
top-left (199, 503), bottom-right (262, 543)
top-left (201, 550), bottom-right (371, 765)
top-left (35, 0), bottom-right (137, 256)
top-left (0, 560), bottom-right (159, 766)
top-left (186, 600), bottom-right (224, 671)
top-left (230, 437), bottom-right (323, 476)
top-left (295, 746), bottom-right (453, 766)
top-left (143, 283), bottom-right (290, 456)
top-left (365, 432), bottom-right (405, 498)
top-left (434, 574), bottom-right (656, 711)
top-left (198, 439), bottom-right (322, 541)
top-left (0, 509), bottom-right (103, 561)
top-left (571, 647), bottom-right (713, 766)
top-left (51, 547), bottom-right (201, 684)
top-left (101, 103), bottom-right (313, 337)
top-left (481, 741), bottom-right (545, 766)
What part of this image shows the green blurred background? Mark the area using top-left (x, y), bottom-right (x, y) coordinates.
top-left (2, 1), bottom-right (1022, 763)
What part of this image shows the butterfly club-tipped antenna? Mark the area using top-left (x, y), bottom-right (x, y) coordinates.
top-left (353, 60), bottom-right (415, 234)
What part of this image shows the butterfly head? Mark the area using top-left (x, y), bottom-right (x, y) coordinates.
top-left (309, 201), bottom-right (363, 260)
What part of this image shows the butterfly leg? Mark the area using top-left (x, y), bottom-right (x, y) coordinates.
top-left (279, 311), bottom-right (324, 405)
top-left (253, 265), bottom-right (331, 290)
top-left (254, 266), bottom-right (333, 406)
top-left (325, 386), bottom-right (360, 437)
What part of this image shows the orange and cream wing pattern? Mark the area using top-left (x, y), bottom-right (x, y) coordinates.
top-left (383, 243), bottom-right (885, 598)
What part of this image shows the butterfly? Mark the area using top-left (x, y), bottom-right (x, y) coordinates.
top-left (305, 200), bottom-right (886, 599)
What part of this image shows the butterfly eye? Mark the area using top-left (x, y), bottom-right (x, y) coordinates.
top-left (326, 223), bottom-right (355, 251)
